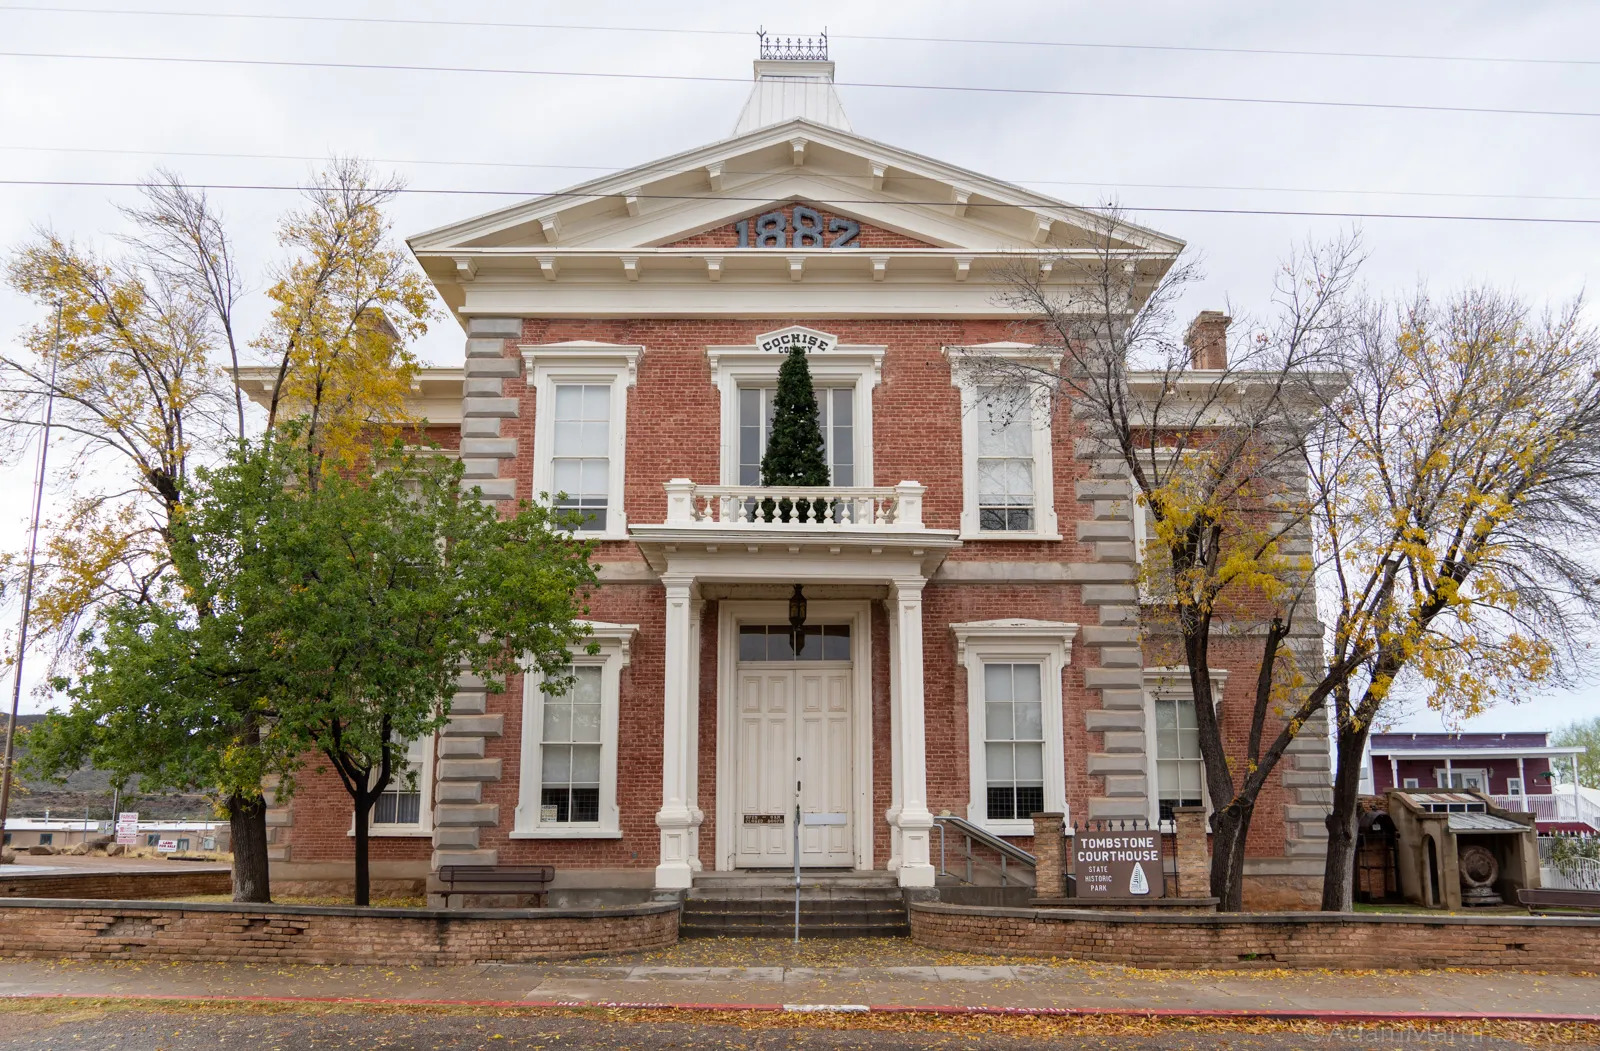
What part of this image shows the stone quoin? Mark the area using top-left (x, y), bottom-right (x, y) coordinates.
top-left (233, 44), bottom-right (1332, 910)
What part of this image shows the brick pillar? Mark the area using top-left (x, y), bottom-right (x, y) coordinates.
top-left (1172, 806), bottom-right (1210, 899)
top-left (1031, 812), bottom-right (1065, 899)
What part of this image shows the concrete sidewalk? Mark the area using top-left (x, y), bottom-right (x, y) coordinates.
top-left (1, 938), bottom-right (1598, 1018)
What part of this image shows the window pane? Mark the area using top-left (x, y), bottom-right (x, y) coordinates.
top-left (571, 743), bottom-right (601, 782)
top-left (569, 787), bottom-right (600, 823)
top-left (1155, 701), bottom-right (1177, 732)
top-left (571, 666), bottom-right (603, 704)
top-left (1015, 742), bottom-right (1043, 780)
top-left (765, 628), bottom-right (794, 661)
top-left (542, 744), bottom-right (571, 782)
top-left (542, 701), bottom-right (571, 742)
top-left (374, 793), bottom-right (397, 824)
top-left (582, 384), bottom-right (609, 420)
top-left (985, 701), bottom-right (1013, 740)
top-left (552, 459), bottom-right (582, 492)
top-left (1157, 761), bottom-right (1177, 795)
top-left (1014, 785), bottom-right (1044, 818)
top-left (1011, 664), bottom-right (1041, 704)
top-left (986, 742), bottom-right (1013, 779)
top-left (822, 625), bottom-right (851, 661)
top-left (1014, 701), bottom-right (1043, 740)
top-left (571, 703), bottom-right (602, 743)
top-left (983, 663), bottom-right (1013, 703)
top-left (393, 792), bottom-right (420, 825)
top-left (987, 785), bottom-right (1017, 821)
top-left (553, 384), bottom-right (583, 416)
top-left (739, 626), bottom-right (766, 661)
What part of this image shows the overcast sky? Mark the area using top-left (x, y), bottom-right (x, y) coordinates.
top-left (2, 1), bottom-right (1597, 731)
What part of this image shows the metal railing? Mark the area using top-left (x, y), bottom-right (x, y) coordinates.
top-left (933, 814), bottom-right (1036, 888)
top-left (1491, 792), bottom-right (1600, 830)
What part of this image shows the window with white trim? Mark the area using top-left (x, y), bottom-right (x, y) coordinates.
top-left (513, 622), bottom-right (636, 838)
top-left (982, 663), bottom-right (1045, 821)
top-left (1506, 777), bottom-right (1524, 796)
top-left (1435, 768), bottom-right (1489, 791)
top-left (947, 347), bottom-right (1060, 540)
top-left (1402, 777), bottom-right (1420, 789)
top-left (708, 336), bottom-right (882, 488)
top-left (370, 734), bottom-right (433, 835)
top-left (738, 385), bottom-right (855, 486)
top-left (953, 620), bottom-right (1077, 836)
top-left (1143, 668), bottom-right (1227, 828)
top-left (524, 343), bottom-right (642, 542)
top-left (1153, 696), bottom-right (1204, 823)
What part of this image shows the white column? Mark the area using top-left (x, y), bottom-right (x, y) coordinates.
top-left (686, 595), bottom-right (705, 872)
top-left (883, 597), bottom-right (904, 873)
top-left (1444, 757), bottom-right (1453, 789)
top-left (890, 577), bottom-right (935, 887)
top-left (1389, 755), bottom-right (1399, 792)
top-left (655, 574), bottom-right (698, 890)
top-left (1516, 757), bottom-right (1526, 796)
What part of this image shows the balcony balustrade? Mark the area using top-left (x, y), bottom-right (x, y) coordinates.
top-left (661, 479), bottom-right (926, 530)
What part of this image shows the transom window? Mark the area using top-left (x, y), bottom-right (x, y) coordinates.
top-left (1154, 697), bottom-right (1204, 822)
top-left (738, 386), bottom-right (855, 486)
top-left (540, 666), bottom-right (604, 824)
top-left (551, 383), bottom-right (611, 531)
top-left (976, 387), bottom-right (1035, 532)
top-left (738, 623), bottom-right (851, 662)
top-left (983, 663), bottom-right (1045, 821)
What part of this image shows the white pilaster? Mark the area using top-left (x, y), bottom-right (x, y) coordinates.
top-left (686, 595), bottom-right (705, 872)
top-left (890, 577), bottom-right (936, 887)
top-left (883, 597), bottom-right (904, 872)
top-left (655, 574), bottom-right (698, 889)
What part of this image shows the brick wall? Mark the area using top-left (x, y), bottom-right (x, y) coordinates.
top-left (0, 870), bottom-right (231, 899)
top-left (282, 314), bottom-right (1311, 890)
top-left (910, 902), bottom-right (1600, 970)
top-left (0, 899), bottom-right (677, 965)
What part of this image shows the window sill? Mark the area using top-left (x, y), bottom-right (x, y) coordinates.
top-left (509, 828), bottom-right (623, 840)
top-left (958, 531), bottom-right (1064, 543)
top-left (349, 827), bottom-right (433, 838)
top-left (977, 820), bottom-right (1038, 838)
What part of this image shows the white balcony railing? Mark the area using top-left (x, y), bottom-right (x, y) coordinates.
top-left (662, 479), bottom-right (925, 529)
top-left (1491, 792), bottom-right (1600, 830)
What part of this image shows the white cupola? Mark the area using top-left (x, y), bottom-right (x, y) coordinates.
top-left (732, 32), bottom-right (852, 136)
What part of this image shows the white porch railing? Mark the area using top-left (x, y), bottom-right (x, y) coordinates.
top-left (1491, 792), bottom-right (1600, 830)
top-left (662, 479), bottom-right (925, 529)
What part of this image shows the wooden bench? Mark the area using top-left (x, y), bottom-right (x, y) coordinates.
top-left (1517, 887), bottom-right (1600, 914)
top-left (435, 865), bottom-right (556, 908)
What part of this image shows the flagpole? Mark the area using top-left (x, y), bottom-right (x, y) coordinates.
top-left (0, 302), bottom-right (64, 841)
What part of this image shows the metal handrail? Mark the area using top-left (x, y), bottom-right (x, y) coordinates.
top-left (933, 814), bottom-right (1037, 887)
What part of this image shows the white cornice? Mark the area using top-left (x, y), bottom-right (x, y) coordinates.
top-left (519, 341), bottom-right (644, 387)
top-left (950, 619), bottom-right (1080, 663)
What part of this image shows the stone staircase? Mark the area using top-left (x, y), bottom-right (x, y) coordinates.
top-left (680, 871), bottom-right (909, 939)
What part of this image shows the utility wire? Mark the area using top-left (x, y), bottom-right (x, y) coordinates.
top-left (3, 144), bottom-right (1594, 205)
top-left (2, 178), bottom-right (1595, 225)
top-left (1, 49), bottom-right (1595, 120)
top-left (2, 5), bottom-right (1593, 68)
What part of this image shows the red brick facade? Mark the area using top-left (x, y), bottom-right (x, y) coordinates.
top-left (279, 316), bottom-right (1304, 890)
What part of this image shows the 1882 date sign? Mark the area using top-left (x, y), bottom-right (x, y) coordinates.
top-left (1074, 829), bottom-right (1165, 899)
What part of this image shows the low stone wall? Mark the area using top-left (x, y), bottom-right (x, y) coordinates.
top-left (0, 870), bottom-right (231, 900)
top-left (0, 898), bottom-right (678, 965)
top-left (910, 901), bottom-right (1600, 970)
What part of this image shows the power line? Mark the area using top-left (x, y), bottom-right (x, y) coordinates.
top-left (2, 5), bottom-right (1594, 69)
top-left (2, 49), bottom-right (1596, 120)
top-left (3, 143), bottom-right (1595, 205)
top-left (3, 178), bottom-right (1596, 226)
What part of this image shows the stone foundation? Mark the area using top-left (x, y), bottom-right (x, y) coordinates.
top-left (0, 898), bottom-right (678, 965)
top-left (910, 901), bottom-right (1600, 970)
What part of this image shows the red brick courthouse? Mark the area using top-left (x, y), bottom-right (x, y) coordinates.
top-left (250, 50), bottom-right (1331, 908)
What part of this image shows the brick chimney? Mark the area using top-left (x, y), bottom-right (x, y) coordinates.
top-left (1185, 310), bottom-right (1231, 370)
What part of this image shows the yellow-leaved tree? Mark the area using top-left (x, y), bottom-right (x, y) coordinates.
top-left (1, 159), bottom-right (435, 901)
top-left (1311, 288), bottom-right (1600, 910)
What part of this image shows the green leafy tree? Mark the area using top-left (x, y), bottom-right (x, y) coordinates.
top-left (759, 344), bottom-right (829, 522)
top-left (26, 435), bottom-right (598, 904)
top-left (1554, 716), bottom-right (1600, 789)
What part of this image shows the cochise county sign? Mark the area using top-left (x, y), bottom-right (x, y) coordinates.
top-left (755, 326), bottom-right (839, 355)
top-left (1073, 829), bottom-right (1165, 899)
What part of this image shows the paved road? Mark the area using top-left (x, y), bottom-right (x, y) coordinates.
top-left (0, 1009), bottom-right (1590, 1050)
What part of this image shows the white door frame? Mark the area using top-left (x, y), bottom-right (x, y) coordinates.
top-left (715, 598), bottom-right (874, 872)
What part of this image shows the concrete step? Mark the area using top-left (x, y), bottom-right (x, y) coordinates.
top-left (684, 902), bottom-right (907, 920)
top-left (680, 920), bottom-right (910, 940)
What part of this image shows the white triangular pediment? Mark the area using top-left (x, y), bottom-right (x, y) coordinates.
top-left (409, 119), bottom-right (1182, 258)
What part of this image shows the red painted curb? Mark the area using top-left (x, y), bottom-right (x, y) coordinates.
top-left (4, 992), bottom-right (1599, 1025)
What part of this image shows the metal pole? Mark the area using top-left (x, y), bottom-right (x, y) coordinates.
top-left (793, 795), bottom-right (800, 944)
top-left (0, 303), bottom-right (63, 843)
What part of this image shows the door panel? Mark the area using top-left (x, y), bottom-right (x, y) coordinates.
top-left (734, 664), bottom-right (853, 869)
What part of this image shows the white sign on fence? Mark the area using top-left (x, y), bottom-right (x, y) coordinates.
top-left (156, 839), bottom-right (177, 854)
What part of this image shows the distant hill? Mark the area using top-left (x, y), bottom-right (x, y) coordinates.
top-left (2, 713), bottom-right (217, 821)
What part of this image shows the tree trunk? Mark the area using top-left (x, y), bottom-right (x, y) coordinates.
top-left (1320, 720), bottom-right (1372, 911)
top-left (353, 796), bottom-right (372, 907)
top-left (1208, 802), bottom-right (1253, 911)
top-left (227, 792), bottom-right (272, 904)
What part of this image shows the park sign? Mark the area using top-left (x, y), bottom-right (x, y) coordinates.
top-left (1073, 828), bottom-right (1165, 899)
top-left (114, 812), bottom-right (139, 846)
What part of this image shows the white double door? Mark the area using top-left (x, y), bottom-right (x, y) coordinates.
top-left (734, 664), bottom-right (855, 869)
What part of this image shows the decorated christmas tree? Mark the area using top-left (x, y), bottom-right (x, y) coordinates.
top-left (760, 344), bottom-right (830, 521)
